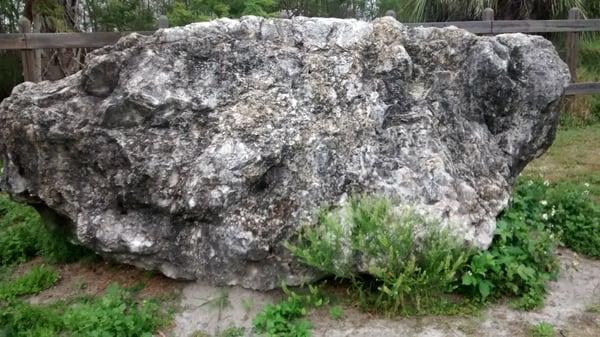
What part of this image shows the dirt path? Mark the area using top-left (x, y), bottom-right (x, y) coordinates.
top-left (172, 249), bottom-right (600, 337)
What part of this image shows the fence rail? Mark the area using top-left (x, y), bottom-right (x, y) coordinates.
top-left (406, 18), bottom-right (600, 34)
top-left (0, 32), bottom-right (154, 50)
top-left (0, 9), bottom-right (599, 95)
top-left (1, 19), bottom-right (599, 50)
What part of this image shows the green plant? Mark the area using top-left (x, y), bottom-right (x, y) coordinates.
top-left (0, 265), bottom-right (59, 299)
top-left (289, 197), bottom-right (471, 316)
top-left (503, 178), bottom-right (600, 257)
top-left (0, 196), bottom-right (43, 265)
top-left (0, 194), bottom-right (93, 266)
top-left (63, 285), bottom-right (166, 336)
top-left (328, 305), bottom-right (344, 320)
top-left (377, 0), bottom-right (591, 22)
top-left (528, 321), bottom-right (555, 337)
top-left (253, 295), bottom-right (311, 337)
top-left (220, 326), bottom-right (246, 337)
top-left (585, 302), bottom-right (600, 313)
top-left (460, 179), bottom-right (560, 309)
top-left (0, 284), bottom-right (170, 337)
top-left (297, 284), bottom-right (329, 308)
top-left (543, 182), bottom-right (600, 257)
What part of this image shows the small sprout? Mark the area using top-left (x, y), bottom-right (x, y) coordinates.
top-left (328, 305), bottom-right (344, 320)
top-left (528, 321), bottom-right (554, 337)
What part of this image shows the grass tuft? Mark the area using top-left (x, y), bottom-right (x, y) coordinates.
top-left (0, 265), bottom-right (59, 300)
top-left (528, 321), bottom-right (555, 337)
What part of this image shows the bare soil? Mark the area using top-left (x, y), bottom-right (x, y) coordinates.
top-left (21, 258), bottom-right (184, 305)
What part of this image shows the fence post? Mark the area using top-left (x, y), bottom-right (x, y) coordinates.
top-left (482, 7), bottom-right (494, 21)
top-left (566, 7), bottom-right (582, 82)
top-left (18, 17), bottom-right (41, 83)
top-left (482, 7), bottom-right (494, 34)
top-left (158, 15), bottom-right (169, 29)
top-left (384, 10), bottom-right (397, 19)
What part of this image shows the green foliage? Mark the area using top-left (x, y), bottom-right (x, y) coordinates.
top-left (253, 295), bottom-right (312, 337)
top-left (166, 0), bottom-right (277, 26)
top-left (460, 179), bottom-right (560, 309)
top-left (289, 197), bottom-right (471, 316)
top-left (528, 321), bottom-right (555, 337)
top-left (578, 39), bottom-right (600, 125)
top-left (0, 0), bottom-right (23, 33)
top-left (0, 265), bottom-right (59, 300)
top-left (241, 0), bottom-right (276, 16)
top-left (461, 177), bottom-right (600, 309)
top-left (0, 195), bottom-right (47, 265)
top-left (328, 305), bottom-right (344, 320)
top-left (34, 0), bottom-right (72, 32)
top-left (585, 0), bottom-right (600, 17)
top-left (88, 0), bottom-right (157, 31)
top-left (521, 179), bottom-right (600, 257)
top-left (0, 52), bottom-right (22, 100)
top-left (378, 0), bottom-right (592, 22)
top-left (0, 194), bottom-right (93, 266)
top-left (220, 326), bottom-right (246, 337)
top-left (63, 285), bottom-right (164, 337)
top-left (167, 0), bottom-right (220, 26)
top-left (252, 285), bottom-right (329, 336)
top-left (0, 285), bottom-right (167, 337)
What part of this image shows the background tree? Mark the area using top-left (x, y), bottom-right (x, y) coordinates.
top-left (376, 0), bottom-right (595, 22)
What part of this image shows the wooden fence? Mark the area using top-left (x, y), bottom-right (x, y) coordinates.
top-left (0, 9), bottom-right (599, 95)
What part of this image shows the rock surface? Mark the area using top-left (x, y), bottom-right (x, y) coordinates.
top-left (0, 16), bottom-right (569, 289)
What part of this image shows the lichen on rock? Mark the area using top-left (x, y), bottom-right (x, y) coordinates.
top-left (0, 16), bottom-right (569, 289)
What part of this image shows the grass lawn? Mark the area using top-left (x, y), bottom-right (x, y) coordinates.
top-left (524, 123), bottom-right (600, 198)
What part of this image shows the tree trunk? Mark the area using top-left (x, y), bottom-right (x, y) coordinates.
top-left (28, 0), bottom-right (87, 81)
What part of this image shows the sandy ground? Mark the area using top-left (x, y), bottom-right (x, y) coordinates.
top-left (20, 248), bottom-right (600, 336)
top-left (171, 249), bottom-right (600, 337)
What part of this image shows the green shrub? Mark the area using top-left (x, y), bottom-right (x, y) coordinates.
top-left (0, 285), bottom-right (168, 337)
top-left (460, 179), bottom-right (560, 309)
top-left (0, 265), bottom-right (59, 299)
top-left (0, 194), bottom-right (93, 266)
top-left (461, 177), bottom-right (600, 309)
top-left (460, 218), bottom-right (558, 309)
top-left (0, 300), bottom-right (63, 337)
top-left (289, 197), bottom-right (471, 316)
top-left (0, 197), bottom-right (42, 265)
top-left (516, 179), bottom-right (600, 257)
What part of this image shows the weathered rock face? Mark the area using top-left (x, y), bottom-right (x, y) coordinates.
top-left (0, 17), bottom-right (569, 289)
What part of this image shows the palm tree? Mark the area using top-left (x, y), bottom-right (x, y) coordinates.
top-left (378, 0), bottom-right (590, 22)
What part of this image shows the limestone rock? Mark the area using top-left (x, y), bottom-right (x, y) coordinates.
top-left (0, 17), bottom-right (569, 289)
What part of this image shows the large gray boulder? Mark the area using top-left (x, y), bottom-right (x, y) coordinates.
top-left (0, 17), bottom-right (569, 289)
